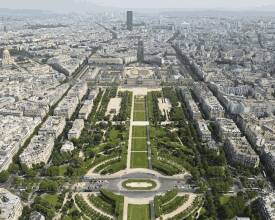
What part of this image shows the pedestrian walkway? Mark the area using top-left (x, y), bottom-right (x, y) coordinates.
top-left (132, 121), bottom-right (150, 126)
top-left (126, 94), bottom-right (135, 169)
top-left (157, 193), bottom-right (197, 220)
top-left (86, 157), bottom-right (120, 175)
top-left (82, 193), bottom-right (115, 219)
top-left (123, 197), bottom-right (129, 220)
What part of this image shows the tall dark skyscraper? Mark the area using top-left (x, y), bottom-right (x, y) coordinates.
top-left (127, 11), bottom-right (133, 31)
top-left (137, 40), bottom-right (144, 63)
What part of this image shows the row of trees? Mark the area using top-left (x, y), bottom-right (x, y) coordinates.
top-left (149, 88), bottom-right (200, 179)
top-left (150, 124), bottom-right (192, 176)
top-left (96, 87), bottom-right (117, 121)
top-left (113, 91), bottom-right (132, 121)
top-left (152, 87), bottom-right (256, 219)
top-left (75, 195), bottom-right (111, 220)
top-left (147, 91), bottom-right (164, 125)
top-left (175, 88), bottom-right (262, 219)
top-left (41, 90), bottom-right (107, 178)
top-left (200, 191), bottom-right (260, 220)
top-left (162, 87), bottom-right (185, 121)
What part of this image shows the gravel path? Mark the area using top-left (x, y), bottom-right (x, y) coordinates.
top-left (82, 192), bottom-right (115, 219)
top-left (126, 94), bottom-right (135, 169)
top-left (157, 193), bottom-right (196, 220)
top-left (85, 157), bottom-right (120, 175)
top-left (72, 194), bottom-right (91, 220)
top-left (123, 197), bottom-right (129, 220)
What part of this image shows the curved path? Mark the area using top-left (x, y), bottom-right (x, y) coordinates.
top-left (85, 157), bottom-right (120, 175)
top-left (156, 193), bottom-right (197, 220)
top-left (82, 192), bottom-right (115, 219)
top-left (72, 194), bottom-right (91, 220)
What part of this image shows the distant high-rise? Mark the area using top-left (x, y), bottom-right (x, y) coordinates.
top-left (137, 40), bottom-right (144, 63)
top-left (3, 25), bottom-right (7, 33)
top-left (127, 11), bottom-right (133, 31)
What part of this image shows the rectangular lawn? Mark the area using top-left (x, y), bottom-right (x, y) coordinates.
top-left (132, 126), bottom-right (147, 137)
top-left (133, 111), bottom-right (146, 121)
top-left (134, 102), bottom-right (145, 111)
top-left (131, 152), bottom-right (148, 168)
top-left (128, 204), bottom-right (150, 220)
top-left (132, 138), bottom-right (147, 151)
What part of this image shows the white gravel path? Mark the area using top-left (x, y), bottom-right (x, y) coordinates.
top-left (157, 193), bottom-right (196, 220)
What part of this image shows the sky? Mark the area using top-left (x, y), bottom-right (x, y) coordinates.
top-left (91, 0), bottom-right (275, 9)
top-left (1, 0), bottom-right (275, 11)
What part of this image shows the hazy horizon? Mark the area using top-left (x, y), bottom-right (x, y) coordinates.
top-left (1, 0), bottom-right (275, 12)
top-left (91, 0), bottom-right (275, 9)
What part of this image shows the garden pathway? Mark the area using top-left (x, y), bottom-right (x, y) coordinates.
top-left (157, 193), bottom-right (196, 220)
top-left (126, 93), bottom-right (135, 169)
top-left (82, 192), bottom-right (115, 219)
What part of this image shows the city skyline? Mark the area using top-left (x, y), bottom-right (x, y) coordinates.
top-left (91, 0), bottom-right (275, 9)
top-left (0, 3), bottom-right (275, 220)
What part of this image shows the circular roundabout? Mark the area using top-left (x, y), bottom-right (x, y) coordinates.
top-left (121, 179), bottom-right (157, 191)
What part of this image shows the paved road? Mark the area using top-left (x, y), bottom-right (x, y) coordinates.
top-left (77, 170), bottom-right (193, 199)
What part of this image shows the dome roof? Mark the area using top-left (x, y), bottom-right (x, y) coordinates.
top-left (3, 48), bottom-right (10, 57)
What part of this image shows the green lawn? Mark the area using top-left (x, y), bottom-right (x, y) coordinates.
top-left (131, 152), bottom-right (148, 168)
top-left (150, 126), bottom-right (167, 138)
top-left (132, 138), bottom-right (147, 151)
top-left (135, 97), bottom-right (145, 101)
top-left (108, 128), bottom-right (119, 141)
top-left (133, 96), bottom-right (147, 121)
top-left (128, 204), bottom-right (150, 220)
top-left (133, 111), bottom-right (146, 121)
top-left (132, 126), bottom-right (147, 137)
top-left (58, 165), bottom-right (67, 176)
top-left (42, 194), bottom-right (59, 206)
top-left (134, 102), bottom-right (145, 111)
top-left (219, 195), bottom-right (232, 205)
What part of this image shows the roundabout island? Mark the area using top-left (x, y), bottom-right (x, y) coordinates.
top-left (121, 178), bottom-right (157, 191)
